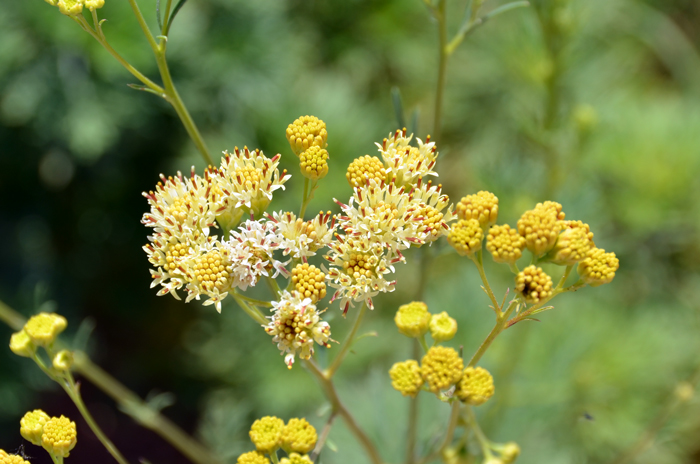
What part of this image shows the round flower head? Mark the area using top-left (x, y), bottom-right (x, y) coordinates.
top-left (456, 367), bottom-right (495, 406)
top-left (249, 416), bottom-right (284, 453)
top-left (280, 453), bottom-right (313, 464)
top-left (394, 301), bottom-right (431, 338)
top-left (237, 451), bottom-right (270, 464)
top-left (346, 155), bottom-right (387, 188)
top-left (299, 145), bottom-right (329, 180)
top-left (24, 313), bottom-right (67, 347)
top-left (447, 219), bottom-right (483, 256)
top-left (0, 450), bottom-right (30, 464)
top-left (577, 248), bottom-right (619, 287)
top-left (57, 0), bottom-right (83, 15)
top-left (500, 442), bottom-right (520, 463)
top-left (281, 418), bottom-right (317, 454)
top-left (486, 224), bottom-right (526, 264)
top-left (389, 360), bottom-right (424, 397)
top-left (429, 312), bottom-right (458, 342)
top-left (377, 129), bottom-right (438, 187)
top-left (52, 350), bottom-right (74, 371)
top-left (456, 191), bottom-right (499, 228)
top-left (265, 291), bottom-right (332, 369)
top-left (269, 210), bottom-right (335, 259)
top-left (515, 265), bottom-right (553, 304)
top-left (10, 331), bottom-right (35, 358)
top-left (84, 0), bottom-right (104, 10)
top-left (286, 116), bottom-right (328, 156)
top-left (20, 409), bottom-right (50, 446)
top-left (291, 263), bottom-right (327, 303)
top-left (546, 225), bottom-right (593, 265)
top-left (517, 201), bottom-right (565, 256)
top-left (420, 346), bottom-right (464, 394)
top-left (41, 415), bottom-right (77, 458)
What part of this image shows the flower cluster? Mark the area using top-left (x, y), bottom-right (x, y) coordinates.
top-left (17, 410), bottom-right (77, 460)
top-left (286, 116), bottom-right (329, 181)
top-left (239, 416), bottom-right (317, 464)
top-left (43, 0), bottom-right (105, 16)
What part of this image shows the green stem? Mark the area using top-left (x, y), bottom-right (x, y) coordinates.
top-left (269, 452), bottom-right (280, 464)
top-left (557, 265), bottom-right (574, 289)
top-left (48, 453), bottom-right (63, 464)
top-left (469, 250), bottom-right (502, 315)
top-left (127, 0), bottom-right (160, 53)
top-left (233, 293), bottom-right (273, 308)
top-left (62, 372), bottom-right (130, 464)
top-left (299, 177), bottom-right (310, 218)
top-left (161, 0), bottom-right (174, 42)
top-left (231, 292), bottom-right (269, 325)
top-left (304, 359), bottom-right (383, 464)
top-left (417, 401), bottom-right (461, 464)
top-left (311, 412), bottom-right (337, 461)
top-left (433, 0), bottom-right (449, 144)
top-left (326, 303), bottom-right (368, 377)
top-left (466, 406), bottom-right (493, 458)
top-left (405, 338), bottom-right (421, 464)
top-left (468, 300), bottom-right (518, 367)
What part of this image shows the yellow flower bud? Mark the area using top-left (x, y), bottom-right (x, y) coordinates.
top-left (52, 350), bottom-right (74, 371)
top-left (456, 367), bottom-right (494, 406)
top-left (420, 346), bottom-right (464, 394)
top-left (517, 201), bottom-right (565, 256)
top-left (546, 224), bottom-right (593, 265)
top-left (0, 450), bottom-right (31, 464)
top-left (41, 415), bottom-right (77, 458)
top-left (515, 265), bottom-right (553, 304)
top-left (486, 224), bottom-right (526, 264)
top-left (389, 360), bottom-right (424, 398)
top-left (286, 116), bottom-right (327, 156)
top-left (447, 219), bottom-right (483, 256)
top-left (501, 442), bottom-right (520, 463)
top-left (24, 313), bottom-right (67, 347)
top-left (299, 146), bottom-right (329, 181)
top-left (249, 416), bottom-right (284, 454)
top-left (20, 409), bottom-right (50, 446)
top-left (456, 191), bottom-right (498, 228)
top-left (281, 418), bottom-right (317, 455)
top-left (84, 0), bottom-right (104, 9)
top-left (9, 331), bottom-right (36, 358)
top-left (291, 263), bottom-right (327, 303)
top-left (429, 312), bottom-right (458, 342)
top-left (577, 248), bottom-right (619, 287)
top-left (237, 451), bottom-right (270, 464)
top-left (57, 0), bottom-right (83, 15)
top-left (346, 155), bottom-right (386, 188)
top-left (280, 453), bottom-right (313, 464)
top-left (394, 301), bottom-right (431, 338)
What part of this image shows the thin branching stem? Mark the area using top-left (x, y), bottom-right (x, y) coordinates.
top-left (326, 302), bottom-right (368, 377)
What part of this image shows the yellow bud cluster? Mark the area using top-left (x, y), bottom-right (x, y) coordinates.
top-left (447, 219), bottom-right (483, 256)
top-left (456, 367), bottom-right (494, 406)
top-left (517, 201), bottom-right (565, 256)
top-left (547, 226), bottom-right (592, 265)
top-left (456, 191), bottom-right (499, 228)
top-left (389, 360), bottom-right (424, 398)
top-left (515, 265), bottom-right (553, 304)
top-left (394, 301), bottom-right (431, 338)
top-left (577, 248), bottom-right (619, 287)
top-left (237, 451), bottom-right (270, 464)
top-left (346, 155), bottom-right (386, 188)
top-left (486, 224), bottom-right (526, 264)
top-left (41, 416), bottom-right (77, 458)
top-left (9, 331), bottom-right (35, 358)
top-left (501, 442), bottom-right (520, 463)
top-left (281, 418), bottom-right (317, 454)
top-left (0, 450), bottom-right (30, 464)
top-left (299, 146), bottom-right (329, 181)
top-left (291, 263), bottom-right (327, 303)
top-left (280, 453), bottom-right (313, 464)
top-left (420, 346), bottom-right (464, 393)
top-left (23, 313), bottom-right (67, 347)
top-left (429, 312), bottom-right (457, 342)
top-left (249, 416), bottom-right (284, 453)
top-left (286, 116), bottom-right (328, 156)
top-left (20, 410), bottom-right (50, 446)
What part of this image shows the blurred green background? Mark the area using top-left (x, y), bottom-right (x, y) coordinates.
top-left (1, 0), bottom-right (700, 463)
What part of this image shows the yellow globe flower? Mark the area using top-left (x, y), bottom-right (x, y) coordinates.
top-left (389, 360), bottom-right (424, 397)
top-left (41, 415), bottom-right (77, 458)
top-left (20, 409), bottom-right (50, 446)
top-left (249, 416), bottom-right (284, 453)
top-left (420, 346), bottom-right (464, 394)
top-left (281, 418), bottom-right (317, 454)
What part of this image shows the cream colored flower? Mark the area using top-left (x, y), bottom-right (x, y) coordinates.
top-left (376, 129), bottom-right (438, 187)
top-left (268, 210), bottom-right (335, 259)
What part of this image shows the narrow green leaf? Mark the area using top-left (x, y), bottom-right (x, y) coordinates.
top-left (391, 87), bottom-right (405, 129)
top-left (156, 0), bottom-right (163, 31)
top-left (165, 0), bottom-right (189, 35)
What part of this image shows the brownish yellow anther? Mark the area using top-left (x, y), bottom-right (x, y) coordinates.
top-left (280, 453), bottom-right (313, 464)
top-left (20, 409), bottom-right (50, 446)
top-left (299, 146), bottom-right (329, 181)
top-left (249, 416), bottom-right (284, 454)
top-left (41, 416), bottom-right (77, 458)
top-left (420, 346), bottom-right (464, 394)
top-left (237, 451), bottom-right (270, 464)
top-left (456, 191), bottom-right (499, 228)
top-left (286, 116), bottom-right (328, 156)
top-left (547, 226), bottom-right (593, 265)
top-left (291, 263), bottom-right (327, 303)
top-left (281, 418), bottom-right (317, 454)
top-left (515, 265), bottom-right (553, 304)
top-left (389, 360), bottom-right (424, 397)
top-left (346, 155), bottom-right (386, 188)
top-left (429, 312), bottom-right (458, 342)
top-left (24, 313), bottom-right (67, 347)
top-left (577, 248), bottom-right (619, 287)
top-left (0, 450), bottom-right (31, 464)
top-left (9, 331), bottom-right (35, 358)
top-left (394, 301), bottom-right (431, 338)
top-left (486, 224), bottom-right (526, 264)
top-left (517, 201), bottom-right (565, 256)
top-left (447, 219), bottom-right (483, 256)
top-left (456, 367), bottom-right (495, 406)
